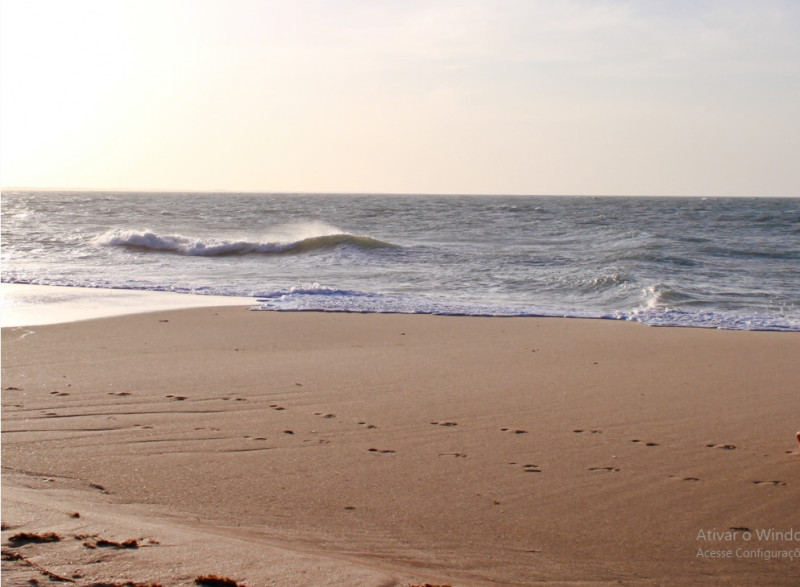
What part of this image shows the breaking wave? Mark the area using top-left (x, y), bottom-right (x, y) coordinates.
top-left (95, 228), bottom-right (399, 256)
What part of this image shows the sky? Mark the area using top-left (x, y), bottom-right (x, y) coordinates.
top-left (1, 0), bottom-right (799, 196)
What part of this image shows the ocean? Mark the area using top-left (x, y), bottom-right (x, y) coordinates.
top-left (2, 190), bottom-right (799, 330)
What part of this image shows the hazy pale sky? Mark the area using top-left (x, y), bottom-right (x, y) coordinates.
top-left (1, 0), bottom-right (799, 196)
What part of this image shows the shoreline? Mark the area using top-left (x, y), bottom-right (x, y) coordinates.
top-left (3, 307), bottom-right (799, 584)
top-left (4, 282), bottom-right (799, 333)
top-left (0, 283), bottom-right (256, 327)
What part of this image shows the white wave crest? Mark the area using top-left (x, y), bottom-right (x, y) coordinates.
top-left (94, 228), bottom-right (397, 256)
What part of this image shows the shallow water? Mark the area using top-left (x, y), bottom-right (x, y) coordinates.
top-left (2, 191), bottom-right (798, 330)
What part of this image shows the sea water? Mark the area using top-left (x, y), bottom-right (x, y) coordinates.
top-left (2, 191), bottom-right (798, 330)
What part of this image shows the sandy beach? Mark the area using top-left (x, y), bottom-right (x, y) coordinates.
top-left (2, 307), bottom-right (799, 585)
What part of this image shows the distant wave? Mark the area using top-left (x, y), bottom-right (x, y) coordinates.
top-left (94, 229), bottom-right (399, 256)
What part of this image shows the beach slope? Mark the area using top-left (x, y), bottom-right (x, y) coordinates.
top-left (3, 309), bottom-right (799, 585)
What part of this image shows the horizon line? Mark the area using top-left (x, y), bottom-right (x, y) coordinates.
top-left (2, 186), bottom-right (796, 198)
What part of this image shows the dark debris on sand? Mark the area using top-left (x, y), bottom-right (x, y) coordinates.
top-left (86, 583), bottom-right (164, 587)
top-left (195, 575), bottom-right (246, 587)
top-left (8, 532), bottom-right (62, 545)
top-left (96, 538), bottom-right (139, 549)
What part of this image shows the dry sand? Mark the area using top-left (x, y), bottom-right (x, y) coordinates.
top-left (2, 308), bottom-right (799, 585)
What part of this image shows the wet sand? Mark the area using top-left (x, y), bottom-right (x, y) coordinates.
top-left (0, 283), bottom-right (257, 327)
top-left (2, 308), bottom-right (799, 585)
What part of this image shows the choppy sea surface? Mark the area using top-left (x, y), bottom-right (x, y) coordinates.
top-left (2, 191), bottom-right (798, 330)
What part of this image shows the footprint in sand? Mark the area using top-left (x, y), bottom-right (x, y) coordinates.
top-left (509, 462), bottom-right (542, 473)
top-left (302, 438), bottom-right (331, 445)
top-left (431, 421), bottom-right (458, 427)
top-left (357, 421), bottom-right (378, 429)
top-left (500, 428), bottom-right (528, 434)
top-left (707, 443), bottom-right (737, 450)
top-left (589, 467), bottom-right (620, 472)
top-left (315, 412), bottom-right (336, 418)
top-left (753, 480), bottom-right (786, 486)
top-left (475, 493), bottom-right (503, 506)
top-left (682, 477), bottom-right (701, 482)
top-left (632, 439), bottom-right (660, 446)
top-left (574, 429), bottom-right (602, 434)
top-left (438, 452), bottom-right (467, 458)
top-left (368, 448), bottom-right (395, 454)
top-left (269, 404), bottom-right (286, 411)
